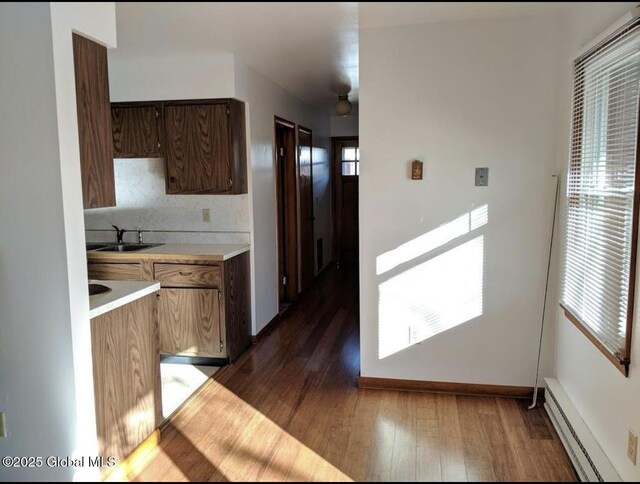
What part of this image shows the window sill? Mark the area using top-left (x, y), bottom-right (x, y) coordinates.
top-left (560, 303), bottom-right (629, 377)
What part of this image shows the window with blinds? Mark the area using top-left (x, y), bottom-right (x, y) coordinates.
top-left (561, 19), bottom-right (640, 376)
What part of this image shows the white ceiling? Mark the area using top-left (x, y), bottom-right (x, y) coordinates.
top-left (114, 2), bottom-right (573, 113)
top-left (360, 2), bottom-right (573, 29)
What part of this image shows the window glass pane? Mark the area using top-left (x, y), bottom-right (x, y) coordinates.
top-left (356, 162), bottom-right (360, 175)
top-left (356, 148), bottom-right (360, 161)
top-left (342, 161), bottom-right (357, 176)
top-left (342, 147), bottom-right (356, 161)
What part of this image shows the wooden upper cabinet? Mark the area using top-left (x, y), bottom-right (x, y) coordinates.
top-left (72, 34), bottom-right (116, 209)
top-left (111, 103), bottom-right (162, 158)
top-left (163, 99), bottom-right (247, 194)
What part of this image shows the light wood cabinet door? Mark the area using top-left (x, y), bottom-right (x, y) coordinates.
top-left (158, 288), bottom-right (223, 357)
top-left (91, 293), bottom-right (161, 461)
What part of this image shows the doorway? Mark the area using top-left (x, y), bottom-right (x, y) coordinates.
top-left (298, 126), bottom-right (314, 291)
top-left (275, 117), bottom-right (298, 308)
top-left (332, 137), bottom-right (359, 272)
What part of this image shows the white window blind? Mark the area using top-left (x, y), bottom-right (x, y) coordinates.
top-left (562, 19), bottom-right (640, 373)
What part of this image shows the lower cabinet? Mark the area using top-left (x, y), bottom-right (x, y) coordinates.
top-left (87, 251), bottom-right (251, 362)
top-left (158, 287), bottom-right (224, 357)
top-left (90, 293), bottom-right (161, 462)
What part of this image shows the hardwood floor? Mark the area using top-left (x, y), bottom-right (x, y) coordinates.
top-left (129, 267), bottom-right (577, 482)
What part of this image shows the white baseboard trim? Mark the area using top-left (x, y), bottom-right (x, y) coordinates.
top-left (544, 378), bottom-right (621, 482)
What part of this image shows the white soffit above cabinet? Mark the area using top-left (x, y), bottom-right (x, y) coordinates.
top-left (113, 2), bottom-right (358, 112)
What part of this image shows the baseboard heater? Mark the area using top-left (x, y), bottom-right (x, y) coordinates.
top-left (544, 378), bottom-right (620, 482)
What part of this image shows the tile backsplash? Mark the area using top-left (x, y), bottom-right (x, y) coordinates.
top-left (84, 158), bottom-right (251, 245)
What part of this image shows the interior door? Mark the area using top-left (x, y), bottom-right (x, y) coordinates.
top-left (275, 119), bottom-right (298, 305)
top-left (298, 127), bottom-right (314, 291)
top-left (333, 138), bottom-right (359, 271)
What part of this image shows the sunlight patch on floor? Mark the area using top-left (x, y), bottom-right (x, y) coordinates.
top-left (153, 380), bottom-right (353, 482)
top-left (160, 363), bottom-right (218, 418)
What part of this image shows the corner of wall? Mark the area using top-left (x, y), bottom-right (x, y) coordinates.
top-left (49, 3), bottom-right (117, 479)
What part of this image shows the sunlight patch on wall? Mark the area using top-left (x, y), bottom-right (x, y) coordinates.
top-left (376, 205), bottom-right (487, 276)
top-left (378, 235), bottom-right (484, 359)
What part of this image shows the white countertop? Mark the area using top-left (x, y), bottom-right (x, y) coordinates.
top-left (87, 243), bottom-right (250, 262)
top-left (89, 280), bottom-right (160, 319)
top-left (136, 243), bottom-right (250, 260)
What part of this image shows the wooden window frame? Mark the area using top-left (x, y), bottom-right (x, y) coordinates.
top-left (561, 20), bottom-right (640, 377)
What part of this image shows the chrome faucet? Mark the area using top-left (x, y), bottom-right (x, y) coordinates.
top-left (112, 225), bottom-right (127, 245)
top-left (137, 229), bottom-right (144, 244)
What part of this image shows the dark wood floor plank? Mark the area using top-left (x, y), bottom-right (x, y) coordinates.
top-left (128, 268), bottom-right (577, 483)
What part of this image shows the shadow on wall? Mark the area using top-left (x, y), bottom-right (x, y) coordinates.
top-left (377, 205), bottom-right (488, 359)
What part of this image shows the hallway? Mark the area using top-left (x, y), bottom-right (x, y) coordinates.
top-left (129, 268), bottom-right (577, 482)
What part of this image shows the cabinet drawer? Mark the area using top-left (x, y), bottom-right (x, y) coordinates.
top-left (154, 263), bottom-right (221, 288)
top-left (88, 263), bottom-right (143, 281)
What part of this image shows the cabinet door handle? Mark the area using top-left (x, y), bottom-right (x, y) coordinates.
top-left (179, 271), bottom-right (193, 276)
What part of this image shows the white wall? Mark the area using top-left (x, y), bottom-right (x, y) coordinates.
top-left (234, 60), bottom-right (331, 333)
top-left (49, 4), bottom-right (117, 480)
top-left (84, 50), bottom-right (248, 244)
top-left (330, 114), bottom-right (359, 137)
top-left (359, 15), bottom-right (563, 386)
top-left (552, 3), bottom-right (640, 481)
top-left (0, 2), bottom-right (116, 480)
top-left (108, 51), bottom-right (235, 101)
top-left (99, 46), bottom-right (330, 335)
top-left (0, 4), bottom-right (75, 480)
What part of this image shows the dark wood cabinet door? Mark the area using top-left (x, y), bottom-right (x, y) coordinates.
top-left (164, 103), bottom-right (232, 194)
top-left (73, 33), bottom-right (115, 208)
top-left (112, 104), bottom-right (162, 158)
top-left (228, 99), bottom-right (248, 194)
top-left (222, 252), bottom-right (252, 361)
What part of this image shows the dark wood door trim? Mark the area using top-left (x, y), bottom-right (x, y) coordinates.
top-left (275, 117), bottom-right (298, 303)
top-left (274, 115), bottom-right (296, 129)
top-left (298, 125), bottom-right (314, 290)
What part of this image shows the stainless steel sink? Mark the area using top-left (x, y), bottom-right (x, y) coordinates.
top-left (96, 244), bottom-right (158, 252)
top-left (86, 243), bottom-right (110, 251)
top-left (89, 283), bottom-right (111, 296)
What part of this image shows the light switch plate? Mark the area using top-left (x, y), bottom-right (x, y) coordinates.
top-left (202, 208), bottom-right (211, 223)
top-left (475, 167), bottom-right (489, 187)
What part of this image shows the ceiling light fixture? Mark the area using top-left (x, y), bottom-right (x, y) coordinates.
top-left (335, 94), bottom-right (352, 117)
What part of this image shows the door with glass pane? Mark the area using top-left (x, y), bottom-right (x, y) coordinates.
top-left (332, 137), bottom-right (359, 271)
